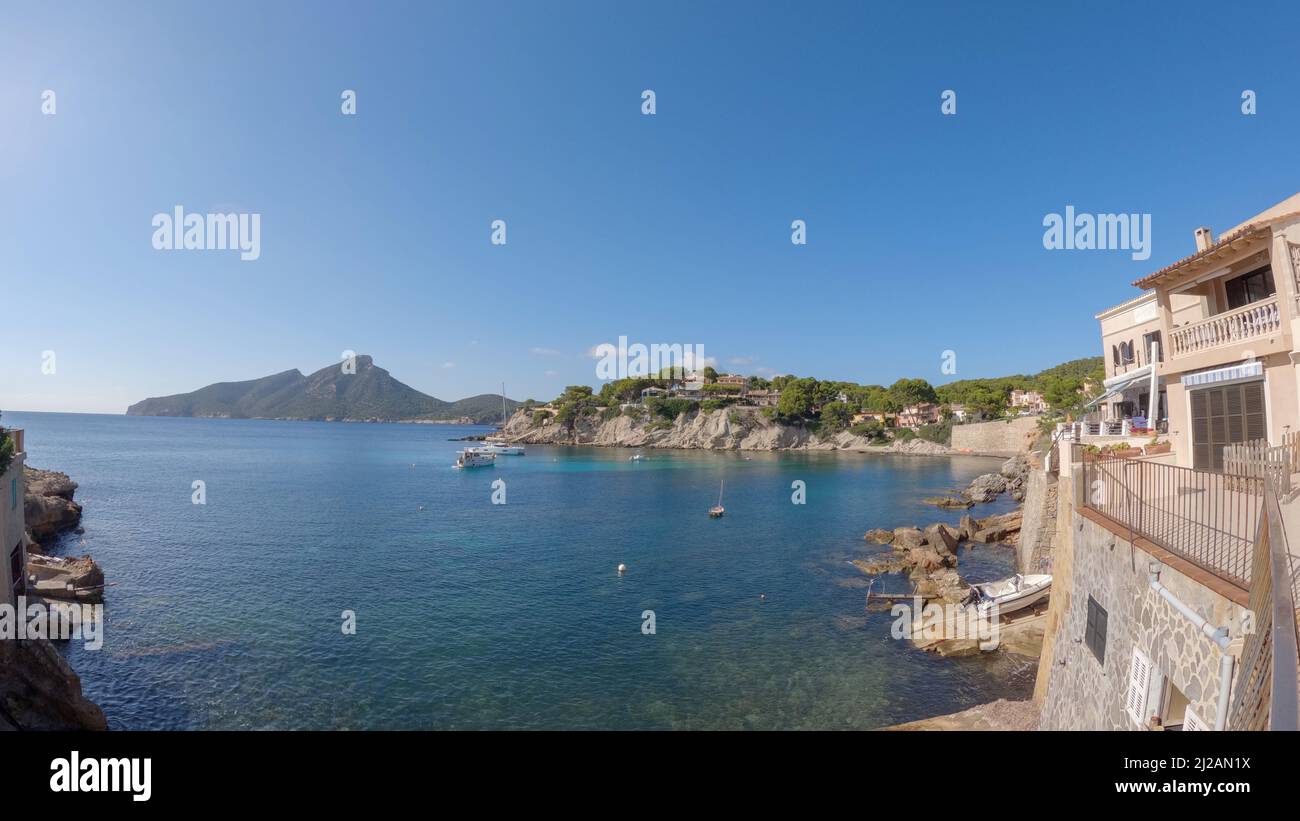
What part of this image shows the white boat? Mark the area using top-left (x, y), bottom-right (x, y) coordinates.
top-left (629, 453), bottom-right (644, 462)
top-left (963, 573), bottom-right (1051, 616)
top-left (454, 448), bottom-right (496, 469)
top-left (708, 480), bottom-right (725, 518)
top-left (481, 440), bottom-right (525, 455)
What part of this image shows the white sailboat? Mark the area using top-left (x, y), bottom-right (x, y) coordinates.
top-left (709, 480), bottom-right (725, 517)
top-left (482, 382), bottom-right (525, 455)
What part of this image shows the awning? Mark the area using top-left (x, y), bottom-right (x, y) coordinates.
top-left (1086, 366), bottom-right (1154, 408)
top-left (1181, 361), bottom-right (1263, 388)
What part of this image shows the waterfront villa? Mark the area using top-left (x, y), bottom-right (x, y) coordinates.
top-left (1, 429), bottom-right (27, 609)
top-left (1135, 193), bottom-right (1300, 470)
top-left (1090, 291), bottom-right (1166, 435)
top-left (716, 375), bottom-right (749, 391)
top-left (1034, 193), bottom-right (1300, 730)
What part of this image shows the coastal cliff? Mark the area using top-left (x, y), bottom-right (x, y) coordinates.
top-left (501, 406), bottom-right (952, 453)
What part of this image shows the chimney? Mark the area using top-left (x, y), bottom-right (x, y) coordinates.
top-left (1194, 226), bottom-right (1214, 251)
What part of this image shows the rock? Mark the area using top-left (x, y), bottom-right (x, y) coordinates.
top-left (908, 546), bottom-right (954, 571)
top-left (864, 528), bottom-right (894, 545)
top-left (852, 555), bottom-right (911, 576)
top-left (892, 527), bottom-right (925, 551)
top-left (26, 555), bottom-right (104, 603)
top-left (883, 438), bottom-right (953, 455)
top-left (923, 523), bottom-right (959, 557)
top-left (1000, 455), bottom-right (1030, 481)
top-left (971, 510), bottom-right (1023, 544)
top-left (958, 514), bottom-right (977, 541)
top-left (922, 495), bottom-right (974, 510)
top-left (0, 639), bottom-right (107, 730)
top-left (23, 467), bottom-right (83, 542)
top-left (965, 473), bottom-right (1007, 503)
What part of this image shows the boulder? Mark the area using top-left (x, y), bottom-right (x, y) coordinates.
top-left (923, 523), bottom-right (959, 557)
top-left (892, 527), bottom-right (925, 551)
top-left (908, 546), bottom-right (954, 571)
top-left (864, 528), bottom-right (894, 545)
top-left (922, 495), bottom-right (975, 510)
top-left (971, 510), bottom-right (1023, 544)
top-left (965, 473), bottom-right (1007, 503)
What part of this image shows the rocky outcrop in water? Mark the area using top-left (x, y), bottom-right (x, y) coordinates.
top-left (24, 467), bottom-right (83, 546)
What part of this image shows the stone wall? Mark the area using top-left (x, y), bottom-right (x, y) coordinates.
top-left (1015, 468), bottom-right (1058, 573)
top-left (1038, 478), bottom-right (1247, 729)
top-left (950, 417), bottom-right (1040, 456)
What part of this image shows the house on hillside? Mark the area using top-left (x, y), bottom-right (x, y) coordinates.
top-left (897, 403), bottom-right (940, 428)
top-left (1009, 389), bottom-right (1048, 414)
top-left (745, 389), bottom-right (781, 408)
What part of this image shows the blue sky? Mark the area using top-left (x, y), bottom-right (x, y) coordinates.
top-left (3, 0), bottom-right (1298, 413)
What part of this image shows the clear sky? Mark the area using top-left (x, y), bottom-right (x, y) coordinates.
top-left (3, 0), bottom-right (1298, 413)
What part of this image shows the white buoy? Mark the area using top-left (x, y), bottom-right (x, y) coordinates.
top-left (617, 564), bottom-right (627, 575)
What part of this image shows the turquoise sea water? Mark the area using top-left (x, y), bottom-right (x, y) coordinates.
top-left (7, 411), bottom-right (1033, 729)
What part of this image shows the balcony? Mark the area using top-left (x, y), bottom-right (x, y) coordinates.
top-left (1169, 296), bottom-right (1281, 359)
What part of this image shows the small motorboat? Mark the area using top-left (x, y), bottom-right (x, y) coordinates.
top-left (454, 448), bottom-right (496, 469)
top-left (962, 573), bottom-right (1051, 617)
top-left (629, 453), bottom-right (644, 462)
top-left (709, 480), bottom-right (725, 518)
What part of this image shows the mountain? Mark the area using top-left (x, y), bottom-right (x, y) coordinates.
top-left (125, 356), bottom-right (519, 424)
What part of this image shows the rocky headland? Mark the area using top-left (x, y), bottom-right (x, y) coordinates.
top-left (501, 406), bottom-right (954, 454)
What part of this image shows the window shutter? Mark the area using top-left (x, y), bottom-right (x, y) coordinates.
top-left (1183, 707), bottom-right (1209, 731)
top-left (1126, 648), bottom-right (1152, 727)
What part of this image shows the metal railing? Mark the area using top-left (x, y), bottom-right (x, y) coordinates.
top-left (1169, 296), bottom-right (1281, 359)
top-left (1076, 443), bottom-right (1260, 588)
top-left (1227, 476), bottom-right (1300, 730)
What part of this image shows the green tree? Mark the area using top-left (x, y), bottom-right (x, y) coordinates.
top-left (0, 414), bottom-right (13, 477)
top-left (702, 366), bottom-right (719, 382)
top-left (888, 378), bottom-right (937, 408)
top-left (819, 401), bottom-right (854, 435)
top-left (776, 378), bottom-right (816, 420)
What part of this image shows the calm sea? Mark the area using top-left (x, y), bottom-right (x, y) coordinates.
top-left (7, 411), bottom-right (1034, 730)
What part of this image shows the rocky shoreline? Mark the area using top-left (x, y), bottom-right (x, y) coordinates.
top-left (500, 406), bottom-right (957, 454)
top-left (855, 455), bottom-right (1035, 656)
top-left (0, 466), bottom-right (107, 731)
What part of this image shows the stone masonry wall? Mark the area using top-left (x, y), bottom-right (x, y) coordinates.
top-left (1039, 504), bottom-right (1247, 730)
top-left (950, 417), bottom-right (1040, 456)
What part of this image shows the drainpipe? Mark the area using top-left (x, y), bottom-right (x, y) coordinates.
top-left (1148, 563), bottom-right (1235, 730)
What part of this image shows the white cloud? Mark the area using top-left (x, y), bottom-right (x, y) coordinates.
top-left (682, 350), bottom-right (717, 372)
top-left (441, 362), bottom-right (456, 369)
top-left (544, 370), bottom-right (559, 376)
top-left (531, 347), bottom-right (562, 356)
top-left (729, 356), bottom-right (757, 367)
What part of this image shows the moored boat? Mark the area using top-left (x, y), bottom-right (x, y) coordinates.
top-left (454, 448), bottom-right (496, 469)
top-left (708, 480), bottom-right (725, 517)
top-left (962, 573), bottom-right (1051, 617)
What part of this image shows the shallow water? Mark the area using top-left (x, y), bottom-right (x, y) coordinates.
top-left (9, 411), bottom-right (1034, 729)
